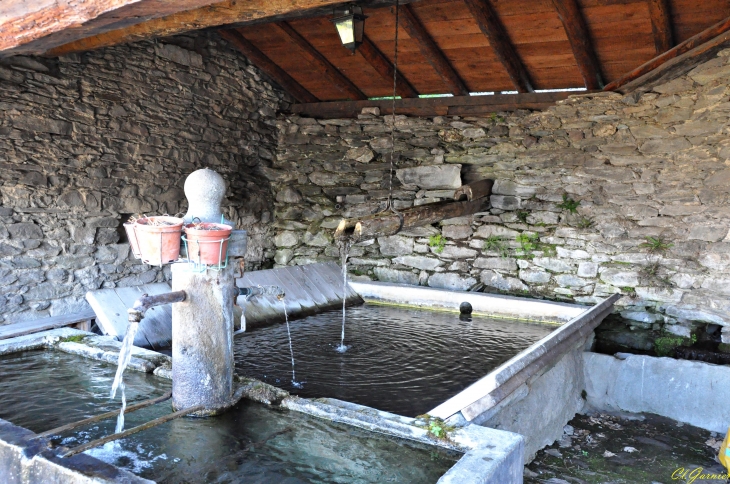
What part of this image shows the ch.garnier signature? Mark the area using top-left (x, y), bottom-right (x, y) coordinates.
top-left (672, 467), bottom-right (730, 483)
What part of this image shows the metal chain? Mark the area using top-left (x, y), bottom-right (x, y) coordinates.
top-left (386, 0), bottom-right (403, 225)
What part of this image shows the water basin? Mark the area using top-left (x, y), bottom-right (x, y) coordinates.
top-left (234, 304), bottom-right (555, 417)
top-left (0, 350), bottom-right (459, 483)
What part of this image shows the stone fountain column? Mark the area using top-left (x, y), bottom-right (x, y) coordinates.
top-left (171, 168), bottom-right (246, 415)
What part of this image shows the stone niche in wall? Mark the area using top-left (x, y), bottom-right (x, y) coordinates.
top-left (0, 31), bottom-right (288, 324)
top-left (270, 48), bottom-right (730, 355)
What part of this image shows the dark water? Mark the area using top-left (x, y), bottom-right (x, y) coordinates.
top-left (0, 351), bottom-right (458, 483)
top-left (234, 304), bottom-right (555, 417)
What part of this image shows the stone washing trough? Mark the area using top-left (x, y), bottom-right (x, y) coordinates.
top-left (0, 269), bottom-right (620, 483)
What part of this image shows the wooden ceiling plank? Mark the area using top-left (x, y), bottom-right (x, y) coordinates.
top-left (399, 4), bottom-right (470, 96)
top-left (218, 29), bottom-right (318, 104)
top-left (605, 15), bottom-right (730, 92)
top-left (463, 0), bottom-right (534, 93)
top-left (647, 0), bottom-right (674, 54)
top-left (39, 0), bottom-right (367, 58)
top-left (276, 21), bottom-right (367, 101)
top-left (359, 35), bottom-right (420, 98)
top-left (291, 91), bottom-right (585, 118)
top-left (551, 0), bottom-right (604, 90)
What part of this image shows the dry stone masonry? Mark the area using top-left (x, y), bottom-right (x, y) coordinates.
top-left (0, 32), bottom-right (288, 324)
top-left (270, 49), bottom-right (730, 353)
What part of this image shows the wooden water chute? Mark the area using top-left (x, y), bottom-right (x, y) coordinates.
top-left (335, 179), bottom-right (494, 243)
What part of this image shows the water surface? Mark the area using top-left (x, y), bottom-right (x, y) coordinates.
top-left (0, 350), bottom-right (457, 483)
top-left (234, 304), bottom-right (555, 417)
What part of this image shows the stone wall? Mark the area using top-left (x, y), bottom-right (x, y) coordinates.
top-left (0, 32), bottom-right (288, 324)
top-left (270, 49), bottom-right (730, 352)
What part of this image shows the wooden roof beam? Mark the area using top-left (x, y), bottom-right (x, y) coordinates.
top-left (359, 35), bottom-right (419, 98)
top-left (291, 91), bottom-right (585, 118)
top-left (276, 21), bottom-right (367, 101)
top-left (648, 0), bottom-right (674, 55)
top-left (463, 0), bottom-right (533, 93)
top-left (551, 0), bottom-right (604, 90)
top-left (37, 0), bottom-right (357, 58)
top-left (218, 29), bottom-right (319, 104)
top-left (399, 4), bottom-right (470, 96)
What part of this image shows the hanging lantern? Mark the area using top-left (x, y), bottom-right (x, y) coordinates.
top-left (331, 5), bottom-right (367, 52)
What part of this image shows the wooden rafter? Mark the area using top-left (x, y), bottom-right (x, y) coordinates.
top-left (218, 29), bottom-right (319, 104)
top-left (463, 0), bottom-right (533, 93)
top-left (647, 0), bottom-right (674, 55)
top-left (605, 16), bottom-right (730, 92)
top-left (400, 4), bottom-right (470, 96)
top-left (291, 91), bottom-right (583, 118)
top-left (359, 35), bottom-right (419, 98)
top-left (38, 0), bottom-right (358, 58)
top-left (276, 21), bottom-right (367, 101)
top-left (551, 0), bottom-right (604, 90)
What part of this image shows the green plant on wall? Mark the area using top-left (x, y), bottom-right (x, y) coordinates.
top-left (429, 234), bottom-right (446, 254)
top-left (516, 211), bottom-right (529, 224)
top-left (639, 262), bottom-right (674, 287)
top-left (483, 236), bottom-right (509, 258)
top-left (556, 194), bottom-right (580, 213)
top-left (490, 112), bottom-right (505, 123)
top-left (516, 233), bottom-right (539, 252)
top-left (575, 216), bottom-right (594, 229)
top-left (639, 236), bottom-right (673, 254)
top-left (654, 333), bottom-right (696, 357)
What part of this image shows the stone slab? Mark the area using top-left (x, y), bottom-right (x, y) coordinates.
top-left (281, 396), bottom-right (524, 484)
top-left (583, 352), bottom-right (730, 433)
top-left (429, 294), bottom-right (618, 421)
top-left (349, 281), bottom-right (585, 322)
top-left (0, 418), bottom-right (152, 484)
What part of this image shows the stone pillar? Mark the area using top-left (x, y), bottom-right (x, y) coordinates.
top-left (171, 262), bottom-right (236, 415)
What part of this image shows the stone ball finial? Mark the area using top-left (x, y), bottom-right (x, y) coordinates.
top-left (183, 168), bottom-right (233, 225)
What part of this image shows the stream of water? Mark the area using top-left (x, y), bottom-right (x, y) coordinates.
top-left (282, 305), bottom-right (303, 389)
top-left (110, 321), bottom-right (139, 433)
top-left (336, 243), bottom-right (350, 353)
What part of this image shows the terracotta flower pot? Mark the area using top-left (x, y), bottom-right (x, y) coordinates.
top-left (133, 216), bottom-right (184, 266)
top-left (124, 222), bottom-right (142, 259)
top-left (184, 222), bottom-right (233, 265)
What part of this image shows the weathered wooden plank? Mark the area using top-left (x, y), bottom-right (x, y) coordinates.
top-left (551, 0), bottom-right (604, 90)
top-left (454, 179), bottom-right (494, 201)
top-left (218, 29), bottom-right (319, 103)
top-left (359, 35), bottom-right (419, 98)
top-left (283, 265), bottom-right (332, 308)
top-left (399, 4), bottom-right (470, 96)
top-left (291, 91), bottom-right (579, 118)
top-left (648, 0), bottom-right (674, 54)
top-left (605, 15), bottom-right (730, 92)
top-left (309, 262), bottom-right (362, 305)
top-left (341, 198), bottom-right (490, 242)
top-left (276, 21), bottom-right (367, 101)
top-left (463, 0), bottom-right (533, 93)
top-left (88, 283), bottom-right (173, 348)
top-left (0, 309), bottom-right (96, 340)
top-left (36, 0), bottom-right (384, 58)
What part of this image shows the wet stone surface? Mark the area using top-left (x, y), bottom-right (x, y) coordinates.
top-left (525, 412), bottom-right (728, 484)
